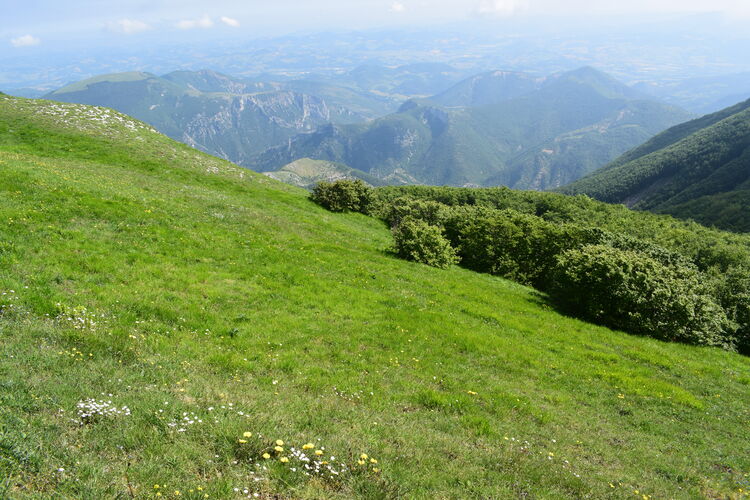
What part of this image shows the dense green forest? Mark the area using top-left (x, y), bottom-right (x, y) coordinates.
top-left (560, 98), bottom-right (750, 232)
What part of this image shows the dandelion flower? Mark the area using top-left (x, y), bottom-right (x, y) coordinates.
top-left (315, 449), bottom-right (323, 455)
top-left (360, 453), bottom-right (368, 460)
top-left (280, 457), bottom-right (289, 463)
top-left (302, 443), bottom-right (314, 450)
top-left (370, 458), bottom-right (378, 464)
top-left (274, 446), bottom-right (284, 452)
top-left (275, 440), bottom-right (284, 446)
top-left (239, 439), bottom-right (247, 444)
top-left (262, 453), bottom-right (271, 459)
top-left (357, 460), bottom-right (365, 466)
top-left (243, 432), bottom-right (252, 438)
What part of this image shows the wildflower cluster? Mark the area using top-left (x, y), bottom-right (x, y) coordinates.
top-left (56, 304), bottom-right (104, 331)
top-left (232, 432), bottom-right (382, 495)
top-left (166, 411), bottom-right (204, 432)
top-left (0, 289), bottom-right (20, 316)
top-left (160, 401), bottom-right (252, 434)
top-left (73, 398), bottom-right (131, 425)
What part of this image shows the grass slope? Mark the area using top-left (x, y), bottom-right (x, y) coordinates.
top-left (264, 158), bottom-right (388, 189)
top-left (1, 95), bottom-right (749, 499)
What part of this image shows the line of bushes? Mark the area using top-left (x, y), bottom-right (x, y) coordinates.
top-left (310, 180), bottom-right (750, 353)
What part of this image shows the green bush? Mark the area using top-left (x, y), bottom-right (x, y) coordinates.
top-left (310, 180), bottom-right (373, 213)
top-left (383, 197), bottom-right (451, 229)
top-left (392, 218), bottom-right (459, 270)
top-left (449, 208), bottom-right (582, 289)
top-left (550, 245), bottom-right (732, 348)
top-left (715, 267), bottom-right (750, 354)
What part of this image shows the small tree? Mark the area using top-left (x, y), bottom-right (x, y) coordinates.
top-left (310, 179), bottom-right (372, 213)
top-left (392, 218), bottom-right (458, 270)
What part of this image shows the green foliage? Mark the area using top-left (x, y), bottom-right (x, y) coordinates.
top-left (392, 218), bottom-right (458, 269)
top-left (550, 245), bottom-right (732, 348)
top-left (714, 267), bottom-right (750, 354)
top-left (310, 179), bottom-right (373, 213)
top-left (382, 196), bottom-right (451, 228)
top-left (362, 185), bottom-right (750, 351)
top-left (449, 208), bottom-right (579, 289)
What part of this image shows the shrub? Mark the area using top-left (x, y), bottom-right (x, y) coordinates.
top-left (383, 197), bottom-right (451, 229)
top-left (392, 218), bottom-right (458, 269)
top-left (310, 180), bottom-right (372, 213)
top-left (449, 208), bottom-right (580, 289)
top-left (714, 266), bottom-right (750, 354)
top-left (549, 245), bottom-right (732, 348)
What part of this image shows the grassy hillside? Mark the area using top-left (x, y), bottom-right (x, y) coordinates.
top-left (255, 68), bottom-right (691, 190)
top-left (264, 158), bottom-right (388, 189)
top-left (1, 95), bottom-right (749, 499)
top-left (559, 98), bottom-right (750, 232)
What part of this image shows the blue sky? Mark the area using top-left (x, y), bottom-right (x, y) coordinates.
top-left (4, 0), bottom-right (750, 48)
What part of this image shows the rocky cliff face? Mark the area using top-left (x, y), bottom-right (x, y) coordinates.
top-left (181, 92), bottom-right (342, 164)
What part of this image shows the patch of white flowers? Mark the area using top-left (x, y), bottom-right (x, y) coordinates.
top-left (55, 304), bottom-right (105, 331)
top-left (0, 289), bottom-right (19, 316)
top-left (73, 398), bottom-right (131, 425)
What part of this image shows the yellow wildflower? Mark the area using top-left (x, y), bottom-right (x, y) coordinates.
top-left (262, 453), bottom-right (271, 459)
top-left (275, 440), bottom-right (284, 446)
top-left (280, 457), bottom-right (289, 463)
top-left (357, 460), bottom-right (365, 465)
top-left (315, 450), bottom-right (323, 456)
top-left (360, 453), bottom-right (368, 460)
top-left (274, 446), bottom-right (284, 452)
top-left (302, 443), bottom-right (315, 450)
top-left (370, 458), bottom-right (378, 464)
top-left (243, 432), bottom-right (252, 438)
top-left (238, 439), bottom-right (247, 444)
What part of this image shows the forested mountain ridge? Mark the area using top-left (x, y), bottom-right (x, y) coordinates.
top-left (559, 98), bottom-right (750, 232)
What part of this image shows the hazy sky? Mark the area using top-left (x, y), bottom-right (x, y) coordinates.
top-left (3, 0), bottom-right (749, 47)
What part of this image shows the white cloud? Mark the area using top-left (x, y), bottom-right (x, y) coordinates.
top-left (109, 19), bottom-right (152, 34)
top-left (390, 1), bottom-right (406, 13)
top-left (476, 0), bottom-right (529, 17)
top-left (220, 16), bottom-right (241, 27)
top-left (10, 34), bottom-right (40, 47)
top-left (176, 15), bottom-right (214, 30)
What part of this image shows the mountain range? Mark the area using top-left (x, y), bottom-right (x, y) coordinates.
top-left (253, 67), bottom-right (692, 189)
top-left (44, 66), bottom-right (693, 191)
top-left (560, 98), bottom-right (750, 232)
top-left (44, 70), bottom-right (397, 166)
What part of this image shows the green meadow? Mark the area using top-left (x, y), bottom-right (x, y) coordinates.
top-left (0, 95), bottom-right (748, 499)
